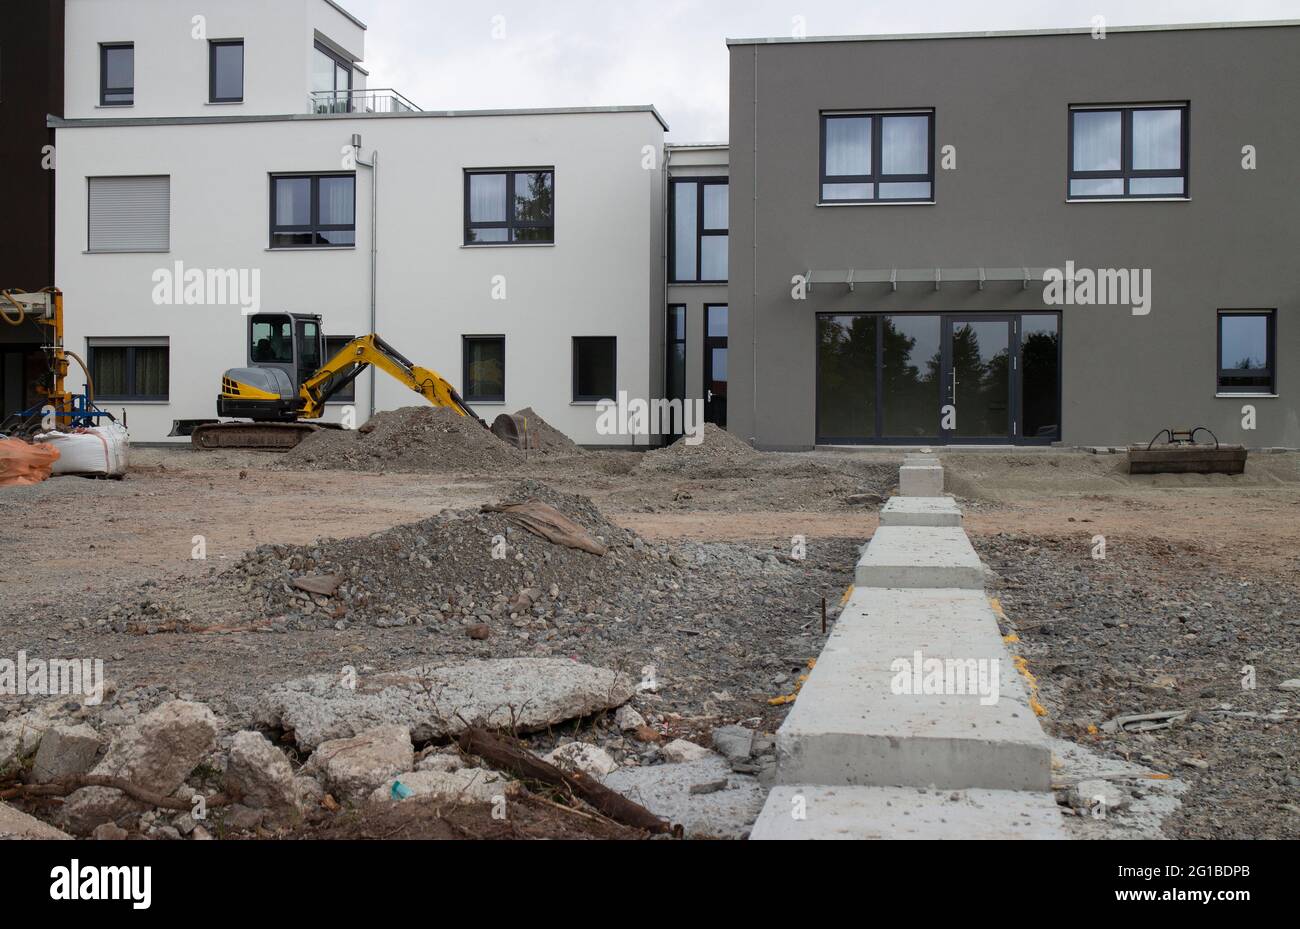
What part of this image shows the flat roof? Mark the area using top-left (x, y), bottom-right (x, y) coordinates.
top-left (727, 19), bottom-right (1300, 47)
top-left (666, 142), bottom-right (728, 150)
top-left (49, 104), bottom-right (670, 133)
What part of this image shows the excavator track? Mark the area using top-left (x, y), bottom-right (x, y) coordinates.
top-left (190, 422), bottom-right (321, 451)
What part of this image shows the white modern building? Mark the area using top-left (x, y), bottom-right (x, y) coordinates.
top-left (53, 0), bottom-right (677, 445)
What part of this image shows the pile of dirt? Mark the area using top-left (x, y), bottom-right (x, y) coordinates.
top-left (228, 479), bottom-right (648, 629)
top-left (510, 407), bottom-right (584, 457)
top-left (275, 406), bottom-right (521, 473)
top-left (637, 424), bottom-right (758, 474)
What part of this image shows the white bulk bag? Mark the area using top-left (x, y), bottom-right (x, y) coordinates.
top-left (35, 421), bottom-right (130, 477)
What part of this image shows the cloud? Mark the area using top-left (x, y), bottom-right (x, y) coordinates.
top-left (341, 0), bottom-right (1298, 141)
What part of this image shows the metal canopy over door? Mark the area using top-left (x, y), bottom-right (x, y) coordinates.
top-left (942, 316), bottom-right (1014, 442)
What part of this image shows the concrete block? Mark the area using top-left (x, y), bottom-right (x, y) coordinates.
top-left (855, 526), bottom-right (985, 589)
top-left (899, 464), bottom-right (943, 496)
top-left (774, 587), bottom-right (1051, 791)
top-left (31, 724), bottom-right (102, 785)
top-left (880, 496), bottom-right (963, 528)
top-left (750, 785), bottom-right (1068, 840)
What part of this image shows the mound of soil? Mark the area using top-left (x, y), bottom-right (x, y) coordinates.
top-left (510, 407), bottom-right (583, 457)
top-left (637, 424), bottom-right (758, 473)
top-left (276, 406), bottom-right (521, 473)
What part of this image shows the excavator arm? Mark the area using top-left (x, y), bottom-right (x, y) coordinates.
top-left (297, 333), bottom-right (482, 424)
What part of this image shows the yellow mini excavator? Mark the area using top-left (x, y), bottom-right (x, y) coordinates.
top-left (174, 312), bottom-right (524, 450)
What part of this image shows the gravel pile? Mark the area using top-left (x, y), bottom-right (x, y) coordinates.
top-left (975, 531), bottom-right (1300, 839)
top-left (510, 408), bottom-right (583, 457)
top-left (638, 425), bottom-right (758, 474)
top-left (275, 407), bottom-right (521, 473)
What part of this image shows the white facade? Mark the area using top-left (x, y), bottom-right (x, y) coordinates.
top-left (65, 0), bottom-right (366, 119)
top-left (55, 0), bottom-right (668, 445)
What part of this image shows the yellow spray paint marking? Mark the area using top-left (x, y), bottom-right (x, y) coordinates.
top-left (988, 597), bottom-right (1007, 620)
top-left (839, 585), bottom-right (855, 608)
top-left (1086, 724), bottom-right (1099, 736)
top-left (1146, 773), bottom-right (1173, 780)
top-left (1012, 655), bottom-right (1048, 718)
top-left (769, 662), bottom-right (816, 706)
top-left (1003, 634), bottom-right (1020, 644)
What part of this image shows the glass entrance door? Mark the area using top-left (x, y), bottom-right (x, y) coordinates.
top-left (942, 317), bottom-right (1013, 441)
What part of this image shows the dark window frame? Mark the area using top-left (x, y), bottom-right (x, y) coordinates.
top-left (86, 341), bottom-right (169, 402)
top-left (1216, 309), bottom-right (1277, 394)
top-left (1068, 103), bottom-right (1190, 200)
top-left (99, 42), bottom-right (134, 107)
top-left (323, 335), bottom-right (356, 403)
top-left (208, 38), bottom-right (244, 103)
top-left (819, 110), bottom-right (936, 204)
top-left (572, 336), bottom-right (616, 403)
top-left (812, 311), bottom-right (1063, 446)
top-left (268, 172), bottom-right (356, 249)
top-left (665, 304), bottom-right (687, 403)
top-left (463, 168), bottom-right (556, 246)
top-left (313, 40), bottom-right (353, 113)
top-left (462, 335), bottom-right (506, 404)
top-left (668, 177), bottom-right (728, 283)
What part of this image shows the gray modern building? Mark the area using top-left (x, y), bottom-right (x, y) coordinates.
top-left (726, 21), bottom-right (1299, 449)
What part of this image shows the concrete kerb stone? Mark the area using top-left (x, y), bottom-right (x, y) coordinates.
top-left (750, 784), bottom-right (1068, 840)
top-left (855, 526), bottom-right (985, 589)
top-left (773, 587), bottom-right (1052, 792)
top-left (880, 496), bottom-right (963, 528)
top-left (899, 465), bottom-right (944, 497)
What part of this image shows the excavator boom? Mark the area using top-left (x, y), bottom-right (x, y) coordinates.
top-left (297, 333), bottom-right (480, 423)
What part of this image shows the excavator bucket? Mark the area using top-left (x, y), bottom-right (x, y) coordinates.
top-left (491, 414), bottom-right (538, 450)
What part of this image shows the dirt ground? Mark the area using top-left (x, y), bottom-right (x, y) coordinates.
top-left (2, 442), bottom-right (1297, 838)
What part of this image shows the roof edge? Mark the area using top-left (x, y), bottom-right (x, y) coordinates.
top-left (322, 0), bottom-right (367, 31)
top-left (49, 104), bottom-right (670, 133)
top-left (727, 19), bottom-right (1300, 47)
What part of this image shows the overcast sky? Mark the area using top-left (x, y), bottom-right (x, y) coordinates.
top-left (341, 1), bottom-right (1297, 141)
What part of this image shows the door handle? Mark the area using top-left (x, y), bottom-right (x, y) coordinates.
top-left (950, 369), bottom-right (958, 399)
top-left (707, 389), bottom-right (714, 402)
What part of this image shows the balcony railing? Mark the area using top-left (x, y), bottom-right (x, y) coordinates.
top-left (309, 89), bottom-right (421, 115)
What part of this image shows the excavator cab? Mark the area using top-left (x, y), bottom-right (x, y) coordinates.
top-left (218, 313), bottom-right (326, 422)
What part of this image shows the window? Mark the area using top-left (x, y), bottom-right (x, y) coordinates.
top-left (670, 179), bottom-right (728, 282)
top-left (820, 111), bottom-right (934, 203)
top-left (1217, 311), bottom-right (1276, 394)
top-left (464, 170), bottom-right (554, 245)
top-left (100, 43), bottom-right (133, 106)
top-left (88, 176), bottom-right (169, 252)
top-left (1069, 104), bottom-right (1188, 199)
top-left (87, 339), bottom-right (168, 401)
top-left (463, 336), bottom-right (505, 403)
top-left (666, 306), bottom-right (686, 404)
top-left (209, 40), bottom-right (244, 103)
top-left (573, 337), bottom-right (615, 402)
top-left (323, 336), bottom-right (356, 402)
top-left (270, 174), bottom-right (355, 247)
top-left (311, 41), bottom-right (352, 113)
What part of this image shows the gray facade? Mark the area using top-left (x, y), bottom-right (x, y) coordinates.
top-left (727, 22), bottom-right (1300, 449)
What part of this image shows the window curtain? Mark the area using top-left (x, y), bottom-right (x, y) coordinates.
top-left (470, 175), bottom-right (507, 222)
top-left (92, 347), bottom-right (128, 397)
top-left (134, 347), bottom-right (168, 397)
top-left (319, 177), bottom-right (354, 225)
top-left (1131, 109), bottom-right (1181, 170)
top-left (825, 118), bottom-right (871, 176)
top-left (881, 116), bottom-right (928, 175)
top-left (1073, 111), bottom-right (1121, 171)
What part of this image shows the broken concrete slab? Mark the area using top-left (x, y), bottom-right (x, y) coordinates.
top-left (543, 742), bottom-right (619, 777)
top-left (225, 731), bottom-right (301, 820)
top-left (880, 496), bottom-right (963, 528)
top-left (662, 739), bottom-right (713, 763)
top-left (292, 574), bottom-right (343, 597)
top-left (256, 658), bottom-right (636, 751)
top-left (899, 464), bottom-right (943, 497)
top-left (304, 724), bottom-right (413, 804)
top-left (0, 701), bottom-right (70, 776)
top-left (369, 767), bottom-right (518, 805)
top-left (775, 587), bottom-right (1052, 791)
top-left (1048, 737), bottom-right (1188, 840)
top-left (602, 755), bottom-right (766, 839)
top-left (750, 785), bottom-right (1068, 840)
top-left (0, 800), bottom-right (72, 840)
top-left (712, 725), bottom-right (756, 763)
top-left (31, 723), bottom-right (102, 785)
top-left (59, 700), bottom-right (219, 834)
top-left (855, 526), bottom-right (985, 589)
